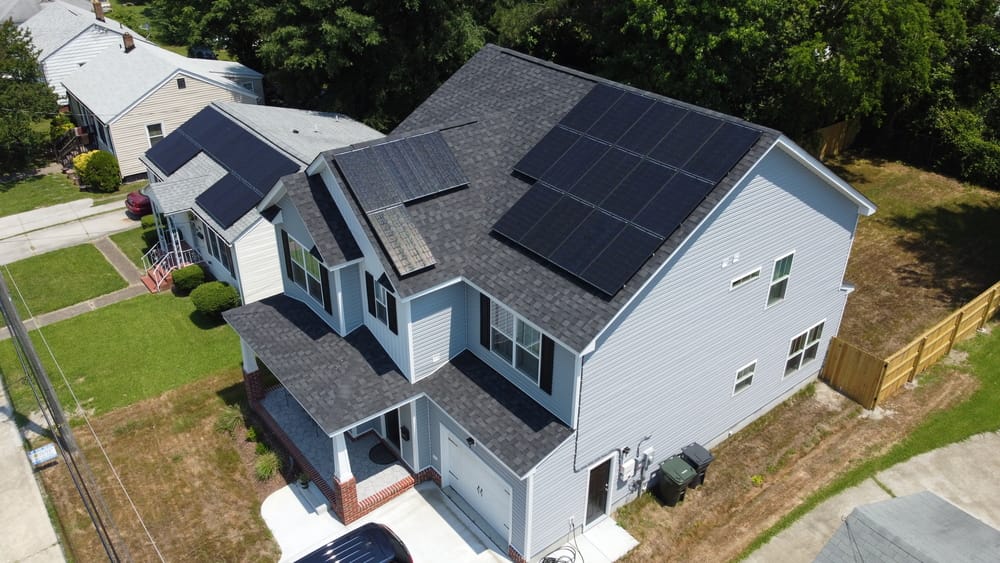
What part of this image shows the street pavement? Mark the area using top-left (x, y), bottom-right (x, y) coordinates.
top-left (0, 198), bottom-right (137, 265)
top-left (747, 430), bottom-right (1000, 562)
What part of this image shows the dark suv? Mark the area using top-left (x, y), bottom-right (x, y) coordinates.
top-left (294, 523), bottom-right (412, 563)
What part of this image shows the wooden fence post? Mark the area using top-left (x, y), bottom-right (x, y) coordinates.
top-left (980, 288), bottom-right (997, 330)
top-left (946, 311), bottom-right (964, 356)
top-left (908, 337), bottom-right (927, 383)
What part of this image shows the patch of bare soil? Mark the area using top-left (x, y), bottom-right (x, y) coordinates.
top-left (618, 369), bottom-right (978, 562)
top-left (38, 371), bottom-right (282, 562)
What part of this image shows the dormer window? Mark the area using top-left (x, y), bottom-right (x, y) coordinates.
top-left (288, 237), bottom-right (323, 302)
top-left (481, 295), bottom-right (554, 393)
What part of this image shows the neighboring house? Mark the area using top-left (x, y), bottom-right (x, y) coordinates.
top-left (63, 37), bottom-right (263, 179)
top-left (138, 102), bottom-right (382, 302)
top-left (816, 491), bottom-right (1000, 562)
top-left (18, 0), bottom-right (146, 104)
top-left (222, 44), bottom-right (876, 562)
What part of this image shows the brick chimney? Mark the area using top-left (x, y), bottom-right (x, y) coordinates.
top-left (123, 32), bottom-right (135, 53)
top-left (91, 0), bottom-right (104, 22)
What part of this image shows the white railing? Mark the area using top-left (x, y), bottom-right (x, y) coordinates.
top-left (142, 246), bottom-right (204, 290)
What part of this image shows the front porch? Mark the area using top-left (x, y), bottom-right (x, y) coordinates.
top-left (139, 239), bottom-right (202, 292)
top-left (251, 379), bottom-right (438, 524)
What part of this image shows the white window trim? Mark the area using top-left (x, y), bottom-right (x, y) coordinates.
top-left (198, 219), bottom-right (233, 275)
top-left (288, 235), bottom-right (323, 303)
top-left (145, 122), bottom-right (164, 148)
top-left (488, 301), bottom-right (543, 385)
top-left (733, 360), bottom-right (757, 395)
top-left (373, 281), bottom-right (388, 324)
top-left (766, 251), bottom-right (795, 308)
top-left (730, 268), bottom-right (761, 291)
top-left (784, 320), bottom-right (825, 378)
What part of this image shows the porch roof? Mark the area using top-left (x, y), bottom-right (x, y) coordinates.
top-left (224, 294), bottom-right (573, 477)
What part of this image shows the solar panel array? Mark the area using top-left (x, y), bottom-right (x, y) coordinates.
top-left (495, 84), bottom-right (762, 296)
top-left (146, 106), bottom-right (299, 230)
top-left (332, 131), bottom-right (469, 276)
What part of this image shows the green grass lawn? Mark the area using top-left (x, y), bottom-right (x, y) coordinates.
top-left (2, 244), bottom-right (127, 321)
top-left (740, 325), bottom-right (1000, 559)
top-left (0, 173), bottom-right (133, 218)
top-left (0, 293), bottom-right (240, 418)
top-left (110, 224), bottom-right (154, 268)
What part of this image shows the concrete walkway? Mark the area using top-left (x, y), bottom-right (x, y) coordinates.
top-left (748, 431), bottom-right (1000, 562)
top-left (0, 380), bottom-right (65, 562)
top-left (0, 198), bottom-right (137, 265)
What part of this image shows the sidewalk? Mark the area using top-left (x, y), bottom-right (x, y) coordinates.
top-left (747, 431), bottom-right (1000, 562)
top-left (0, 198), bottom-right (137, 265)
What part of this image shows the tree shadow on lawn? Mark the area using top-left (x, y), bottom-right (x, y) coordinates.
top-left (891, 201), bottom-right (1000, 305)
top-left (189, 310), bottom-right (226, 329)
top-left (823, 153), bottom-right (889, 185)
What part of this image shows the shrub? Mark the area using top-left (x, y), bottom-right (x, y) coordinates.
top-left (255, 442), bottom-right (269, 455)
top-left (172, 264), bottom-right (205, 294)
top-left (245, 425), bottom-right (258, 442)
top-left (49, 113), bottom-right (73, 141)
top-left (190, 281), bottom-right (241, 318)
top-left (254, 451), bottom-right (281, 481)
top-left (140, 215), bottom-right (156, 230)
top-left (76, 150), bottom-right (121, 193)
top-left (141, 228), bottom-right (159, 249)
top-left (214, 405), bottom-right (242, 435)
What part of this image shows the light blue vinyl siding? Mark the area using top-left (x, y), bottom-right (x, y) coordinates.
top-left (340, 263), bottom-right (364, 332)
top-left (465, 287), bottom-right (578, 426)
top-left (527, 439), bottom-right (589, 557)
top-left (410, 282), bottom-right (467, 380)
top-left (276, 196), bottom-right (313, 249)
top-left (574, 147), bottom-right (861, 508)
top-left (426, 398), bottom-right (528, 554)
top-left (415, 397), bottom-right (432, 469)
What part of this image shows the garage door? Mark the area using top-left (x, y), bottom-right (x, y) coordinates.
top-left (442, 427), bottom-right (511, 542)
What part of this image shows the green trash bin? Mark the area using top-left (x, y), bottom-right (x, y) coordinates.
top-left (655, 455), bottom-right (697, 507)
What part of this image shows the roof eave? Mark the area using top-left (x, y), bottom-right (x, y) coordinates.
top-left (775, 136), bottom-right (877, 216)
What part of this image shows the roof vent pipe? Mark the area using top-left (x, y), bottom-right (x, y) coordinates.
top-left (91, 0), bottom-right (104, 22)
top-left (123, 32), bottom-right (135, 53)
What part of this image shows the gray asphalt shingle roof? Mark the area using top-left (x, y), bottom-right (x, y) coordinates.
top-left (281, 172), bottom-right (362, 266)
top-left (224, 295), bottom-right (573, 477)
top-left (319, 44), bottom-right (778, 352)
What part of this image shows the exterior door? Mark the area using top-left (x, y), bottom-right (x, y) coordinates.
top-left (383, 409), bottom-right (401, 450)
top-left (586, 458), bottom-right (611, 525)
top-left (443, 428), bottom-right (511, 542)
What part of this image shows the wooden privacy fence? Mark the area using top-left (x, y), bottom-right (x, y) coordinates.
top-left (822, 280), bottom-right (1000, 409)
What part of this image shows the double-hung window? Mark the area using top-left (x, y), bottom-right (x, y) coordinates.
top-left (734, 361), bottom-right (756, 394)
top-left (786, 322), bottom-right (824, 375)
top-left (373, 282), bottom-right (389, 324)
top-left (288, 237), bottom-right (323, 302)
top-left (767, 253), bottom-right (794, 306)
top-left (489, 301), bottom-right (542, 383)
top-left (146, 123), bottom-right (164, 147)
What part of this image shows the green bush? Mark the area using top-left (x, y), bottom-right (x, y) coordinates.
top-left (172, 264), bottom-right (205, 294)
top-left (76, 150), bottom-right (121, 193)
top-left (140, 215), bottom-right (157, 230)
top-left (190, 281), bottom-right (241, 318)
top-left (245, 425), bottom-right (258, 442)
top-left (141, 229), bottom-right (159, 249)
top-left (929, 106), bottom-right (1000, 188)
top-left (255, 442), bottom-right (269, 455)
top-left (49, 113), bottom-right (73, 141)
top-left (254, 451), bottom-right (281, 481)
top-left (214, 405), bottom-right (243, 435)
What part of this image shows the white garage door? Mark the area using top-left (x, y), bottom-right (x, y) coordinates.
top-left (442, 427), bottom-right (511, 542)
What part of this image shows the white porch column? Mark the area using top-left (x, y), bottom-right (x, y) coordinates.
top-left (240, 339), bottom-right (258, 374)
top-left (332, 433), bottom-right (353, 481)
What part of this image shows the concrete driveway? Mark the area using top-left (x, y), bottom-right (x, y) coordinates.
top-left (0, 198), bottom-right (136, 264)
top-left (748, 431), bottom-right (1000, 562)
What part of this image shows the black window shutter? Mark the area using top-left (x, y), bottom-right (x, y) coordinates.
top-left (365, 271), bottom-right (376, 317)
top-left (280, 231), bottom-right (293, 280)
top-left (479, 294), bottom-right (490, 348)
top-left (540, 335), bottom-right (555, 395)
top-left (387, 293), bottom-right (398, 334)
top-left (320, 267), bottom-right (332, 314)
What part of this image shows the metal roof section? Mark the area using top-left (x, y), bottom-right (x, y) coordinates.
top-left (19, 0), bottom-right (146, 60)
top-left (495, 83), bottom-right (763, 296)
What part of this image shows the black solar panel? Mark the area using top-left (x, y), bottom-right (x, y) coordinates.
top-left (580, 225), bottom-right (663, 295)
top-left (513, 126), bottom-right (579, 180)
top-left (549, 210), bottom-right (625, 274)
top-left (618, 103), bottom-right (687, 155)
top-left (588, 92), bottom-right (655, 144)
top-left (541, 136), bottom-right (609, 190)
top-left (492, 184), bottom-right (562, 243)
top-left (145, 131), bottom-right (200, 175)
top-left (560, 84), bottom-right (623, 133)
top-left (649, 112), bottom-right (722, 168)
top-left (368, 205), bottom-right (436, 275)
top-left (335, 148), bottom-right (400, 212)
top-left (569, 148), bottom-right (641, 206)
top-left (520, 195), bottom-right (592, 258)
top-left (498, 83), bottom-right (765, 296)
top-left (195, 174), bottom-right (259, 229)
top-left (634, 173), bottom-right (714, 238)
top-left (684, 122), bottom-right (761, 182)
top-left (601, 160), bottom-right (675, 220)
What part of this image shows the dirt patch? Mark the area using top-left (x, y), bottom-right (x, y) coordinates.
top-left (38, 370), bottom-right (283, 562)
top-left (618, 370), bottom-right (978, 562)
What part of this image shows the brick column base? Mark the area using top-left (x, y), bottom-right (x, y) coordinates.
top-left (507, 545), bottom-right (527, 563)
top-left (333, 476), bottom-right (360, 524)
top-left (244, 370), bottom-right (264, 403)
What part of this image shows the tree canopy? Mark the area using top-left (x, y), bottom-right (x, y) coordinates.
top-left (0, 21), bottom-right (58, 175)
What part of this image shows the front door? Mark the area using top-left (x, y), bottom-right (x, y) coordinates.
top-left (586, 458), bottom-right (611, 525)
top-left (383, 409), bottom-right (401, 450)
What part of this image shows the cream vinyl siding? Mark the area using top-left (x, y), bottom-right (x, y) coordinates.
top-left (109, 74), bottom-right (258, 177)
top-left (233, 219), bottom-right (282, 303)
top-left (44, 25), bottom-right (124, 104)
